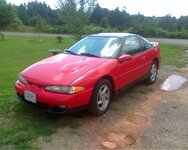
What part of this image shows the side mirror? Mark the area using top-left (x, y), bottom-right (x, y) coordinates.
top-left (48, 49), bottom-right (62, 55)
top-left (118, 54), bottom-right (132, 63)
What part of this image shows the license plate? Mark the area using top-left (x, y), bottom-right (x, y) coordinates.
top-left (24, 90), bottom-right (36, 103)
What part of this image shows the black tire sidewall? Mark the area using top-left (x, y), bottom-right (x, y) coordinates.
top-left (146, 61), bottom-right (158, 85)
top-left (89, 79), bottom-right (112, 116)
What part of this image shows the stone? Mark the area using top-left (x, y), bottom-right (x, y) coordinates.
top-left (101, 141), bottom-right (117, 149)
top-left (107, 133), bottom-right (126, 147)
top-left (107, 132), bottom-right (136, 147)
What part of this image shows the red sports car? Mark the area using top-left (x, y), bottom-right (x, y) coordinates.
top-left (15, 33), bottom-right (160, 115)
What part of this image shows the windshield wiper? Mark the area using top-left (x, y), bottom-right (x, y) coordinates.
top-left (80, 53), bottom-right (100, 58)
top-left (64, 50), bottom-right (77, 55)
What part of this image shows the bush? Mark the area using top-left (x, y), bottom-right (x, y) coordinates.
top-left (56, 36), bottom-right (63, 43)
top-left (4, 25), bottom-right (36, 33)
top-left (0, 32), bottom-right (4, 40)
top-left (82, 25), bottom-right (119, 35)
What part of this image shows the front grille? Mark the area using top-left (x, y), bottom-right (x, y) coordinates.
top-left (27, 82), bottom-right (43, 88)
top-left (16, 93), bottom-right (67, 113)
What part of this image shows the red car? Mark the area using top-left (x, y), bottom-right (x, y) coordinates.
top-left (15, 33), bottom-right (160, 115)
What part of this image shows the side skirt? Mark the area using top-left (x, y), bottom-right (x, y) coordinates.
top-left (114, 73), bottom-right (149, 96)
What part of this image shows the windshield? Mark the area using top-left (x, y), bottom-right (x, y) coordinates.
top-left (66, 36), bottom-right (122, 58)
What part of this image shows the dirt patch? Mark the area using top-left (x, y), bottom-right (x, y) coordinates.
top-left (126, 113), bottom-right (149, 126)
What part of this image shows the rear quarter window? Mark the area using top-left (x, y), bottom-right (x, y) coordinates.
top-left (138, 36), bottom-right (152, 51)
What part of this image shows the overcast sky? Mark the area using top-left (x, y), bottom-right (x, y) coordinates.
top-left (6, 0), bottom-right (188, 18)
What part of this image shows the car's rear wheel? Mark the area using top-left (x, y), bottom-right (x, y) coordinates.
top-left (89, 79), bottom-right (112, 116)
top-left (145, 61), bottom-right (158, 85)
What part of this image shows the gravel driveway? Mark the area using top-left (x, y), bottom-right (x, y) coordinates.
top-left (32, 60), bottom-right (188, 149)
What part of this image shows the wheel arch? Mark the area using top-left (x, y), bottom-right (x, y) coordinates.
top-left (153, 57), bottom-right (159, 69)
top-left (89, 75), bottom-right (114, 115)
top-left (97, 75), bottom-right (115, 95)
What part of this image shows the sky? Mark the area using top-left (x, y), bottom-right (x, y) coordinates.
top-left (6, 0), bottom-right (188, 18)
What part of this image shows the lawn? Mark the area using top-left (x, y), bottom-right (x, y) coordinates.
top-left (0, 36), bottom-right (186, 149)
top-left (0, 36), bottom-right (77, 149)
top-left (160, 44), bottom-right (186, 67)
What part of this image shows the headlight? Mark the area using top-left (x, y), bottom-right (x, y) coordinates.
top-left (45, 86), bottom-right (85, 94)
top-left (18, 74), bottom-right (27, 84)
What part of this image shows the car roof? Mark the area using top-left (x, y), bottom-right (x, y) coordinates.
top-left (89, 33), bottom-right (135, 38)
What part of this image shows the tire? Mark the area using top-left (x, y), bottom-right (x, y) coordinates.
top-left (89, 79), bottom-right (112, 116)
top-left (145, 61), bottom-right (158, 85)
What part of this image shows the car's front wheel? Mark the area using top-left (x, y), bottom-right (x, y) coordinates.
top-left (89, 79), bottom-right (112, 116)
top-left (145, 61), bottom-right (158, 85)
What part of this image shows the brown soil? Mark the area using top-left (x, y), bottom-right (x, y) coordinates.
top-left (126, 113), bottom-right (149, 125)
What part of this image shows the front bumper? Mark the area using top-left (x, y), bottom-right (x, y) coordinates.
top-left (15, 80), bottom-right (93, 113)
top-left (16, 92), bottom-right (68, 113)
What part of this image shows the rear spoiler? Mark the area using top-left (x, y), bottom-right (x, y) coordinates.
top-left (150, 42), bottom-right (159, 47)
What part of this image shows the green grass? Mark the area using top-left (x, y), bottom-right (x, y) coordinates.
top-left (127, 86), bottom-right (153, 100)
top-left (0, 106), bottom-right (69, 149)
top-left (0, 35), bottom-right (76, 149)
top-left (0, 36), bottom-right (187, 149)
top-left (160, 44), bottom-right (187, 67)
top-left (0, 36), bottom-right (76, 116)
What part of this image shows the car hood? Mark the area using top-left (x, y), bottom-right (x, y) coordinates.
top-left (22, 54), bottom-right (109, 86)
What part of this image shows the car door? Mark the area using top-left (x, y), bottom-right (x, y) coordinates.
top-left (138, 36), bottom-right (154, 74)
top-left (116, 36), bottom-right (146, 89)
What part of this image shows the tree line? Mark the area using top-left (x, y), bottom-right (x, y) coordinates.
top-left (1, 0), bottom-right (188, 39)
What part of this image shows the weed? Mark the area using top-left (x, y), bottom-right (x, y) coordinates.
top-left (160, 128), bottom-right (171, 134)
top-left (110, 106), bottom-right (121, 112)
top-left (172, 105), bottom-right (179, 109)
top-left (127, 87), bottom-right (153, 100)
top-left (69, 122), bottom-right (82, 130)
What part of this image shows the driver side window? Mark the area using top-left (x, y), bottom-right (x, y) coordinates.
top-left (122, 36), bottom-right (141, 56)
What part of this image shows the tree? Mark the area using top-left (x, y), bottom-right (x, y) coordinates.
top-left (59, 0), bottom-right (96, 13)
top-left (178, 16), bottom-right (188, 30)
top-left (0, 0), bottom-right (14, 29)
top-left (100, 17), bottom-right (109, 28)
top-left (0, 0), bottom-right (14, 40)
top-left (17, 4), bottom-right (28, 25)
top-left (61, 3), bottom-right (88, 38)
top-left (90, 4), bottom-right (104, 24)
top-left (58, 0), bottom-right (96, 38)
top-left (16, 1), bottom-right (60, 26)
top-left (108, 8), bottom-right (125, 30)
top-left (27, 15), bottom-right (47, 30)
top-left (158, 15), bottom-right (178, 31)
